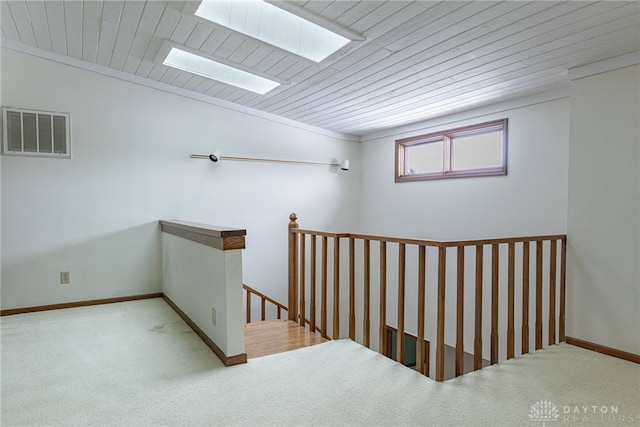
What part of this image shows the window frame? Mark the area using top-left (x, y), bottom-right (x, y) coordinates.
top-left (395, 118), bottom-right (508, 182)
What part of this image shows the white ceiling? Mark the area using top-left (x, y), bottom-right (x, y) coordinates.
top-left (2, 1), bottom-right (639, 136)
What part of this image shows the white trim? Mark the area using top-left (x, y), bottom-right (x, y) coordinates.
top-left (0, 38), bottom-right (360, 143)
top-left (568, 52), bottom-right (640, 81)
top-left (360, 86), bottom-right (570, 143)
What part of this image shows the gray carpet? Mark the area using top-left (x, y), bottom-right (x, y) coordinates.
top-left (2, 298), bottom-right (638, 426)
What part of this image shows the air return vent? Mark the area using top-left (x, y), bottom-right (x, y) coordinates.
top-left (2, 107), bottom-right (71, 158)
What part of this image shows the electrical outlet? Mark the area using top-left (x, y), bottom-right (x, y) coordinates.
top-left (211, 308), bottom-right (216, 326)
top-left (60, 272), bottom-right (70, 284)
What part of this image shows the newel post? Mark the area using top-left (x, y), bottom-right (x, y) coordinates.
top-left (288, 213), bottom-right (299, 321)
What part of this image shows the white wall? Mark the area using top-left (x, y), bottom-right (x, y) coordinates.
top-left (0, 48), bottom-right (360, 310)
top-left (359, 95), bottom-right (571, 239)
top-left (339, 95), bottom-right (572, 373)
top-left (4, 44), bottom-right (636, 360)
top-left (162, 233), bottom-right (244, 358)
top-left (567, 64), bottom-right (640, 354)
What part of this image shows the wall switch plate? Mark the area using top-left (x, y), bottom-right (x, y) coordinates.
top-left (60, 272), bottom-right (70, 284)
top-left (211, 308), bottom-right (216, 326)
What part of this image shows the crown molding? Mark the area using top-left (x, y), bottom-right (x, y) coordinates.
top-left (568, 52), bottom-right (640, 81)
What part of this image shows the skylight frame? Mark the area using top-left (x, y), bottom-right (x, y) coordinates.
top-left (194, 0), bottom-right (354, 63)
top-left (162, 47), bottom-right (281, 95)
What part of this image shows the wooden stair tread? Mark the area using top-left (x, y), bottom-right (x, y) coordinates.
top-left (244, 320), bottom-right (326, 359)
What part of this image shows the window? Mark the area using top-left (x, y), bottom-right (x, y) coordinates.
top-left (395, 118), bottom-right (507, 182)
top-left (163, 48), bottom-right (280, 95)
top-left (194, 0), bottom-right (351, 63)
top-left (2, 107), bottom-right (71, 158)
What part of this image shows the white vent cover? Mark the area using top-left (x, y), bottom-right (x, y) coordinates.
top-left (2, 107), bottom-right (71, 158)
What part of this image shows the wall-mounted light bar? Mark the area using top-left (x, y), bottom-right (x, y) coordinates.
top-left (191, 151), bottom-right (350, 170)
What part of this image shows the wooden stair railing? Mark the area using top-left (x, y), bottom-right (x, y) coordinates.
top-left (287, 213), bottom-right (567, 381)
top-left (243, 284), bottom-right (288, 323)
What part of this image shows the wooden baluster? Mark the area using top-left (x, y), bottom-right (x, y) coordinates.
top-left (349, 237), bottom-right (356, 340)
top-left (363, 239), bottom-right (371, 348)
top-left (507, 242), bottom-right (515, 360)
top-left (321, 236), bottom-right (328, 339)
top-left (379, 242), bottom-right (388, 355)
top-left (417, 245), bottom-right (427, 375)
top-left (246, 289), bottom-right (251, 324)
top-left (436, 246), bottom-right (446, 381)
top-left (299, 233), bottom-right (306, 326)
top-left (310, 235), bottom-right (317, 333)
top-left (491, 244), bottom-right (499, 365)
top-left (549, 239), bottom-right (557, 345)
top-left (397, 243), bottom-right (406, 365)
top-left (559, 237), bottom-right (567, 342)
top-left (522, 242), bottom-right (530, 355)
top-left (455, 246), bottom-right (464, 377)
top-left (333, 237), bottom-right (340, 339)
top-left (288, 213), bottom-right (299, 321)
top-left (277, 306), bottom-right (281, 320)
top-left (261, 298), bottom-right (266, 321)
top-left (474, 245), bottom-right (483, 371)
top-left (535, 240), bottom-right (543, 350)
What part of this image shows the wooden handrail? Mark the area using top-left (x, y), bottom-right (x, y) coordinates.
top-left (160, 220), bottom-right (246, 250)
top-left (288, 213), bottom-right (567, 381)
top-left (243, 284), bottom-right (287, 323)
top-left (292, 227), bottom-right (566, 248)
top-left (293, 228), bottom-right (443, 247)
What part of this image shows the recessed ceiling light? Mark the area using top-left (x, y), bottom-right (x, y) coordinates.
top-left (163, 48), bottom-right (280, 95)
top-left (195, 0), bottom-right (351, 63)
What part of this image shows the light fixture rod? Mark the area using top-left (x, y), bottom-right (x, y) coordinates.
top-left (190, 153), bottom-right (342, 168)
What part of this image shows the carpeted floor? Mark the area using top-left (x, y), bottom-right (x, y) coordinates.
top-left (1, 298), bottom-right (638, 426)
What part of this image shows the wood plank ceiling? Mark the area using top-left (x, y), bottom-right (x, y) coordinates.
top-left (2, 1), bottom-right (639, 136)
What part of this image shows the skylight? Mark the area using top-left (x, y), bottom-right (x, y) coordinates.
top-left (195, 0), bottom-right (351, 63)
top-left (163, 48), bottom-right (280, 95)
